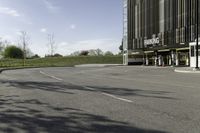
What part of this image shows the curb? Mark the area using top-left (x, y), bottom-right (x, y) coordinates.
top-left (74, 64), bottom-right (122, 68)
top-left (174, 69), bottom-right (200, 74)
top-left (0, 66), bottom-right (74, 74)
top-left (0, 67), bottom-right (33, 74)
top-left (0, 67), bottom-right (42, 74)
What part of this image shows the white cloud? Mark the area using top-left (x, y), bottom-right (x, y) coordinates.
top-left (27, 22), bottom-right (33, 25)
top-left (0, 7), bottom-right (20, 17)
top-left (57, 39), bottom-right (120, 55)
top-left (43, 0), bottom-right (59, 13)
top-left (16, 31), bottom-right (22, 36)
top-left (59, 42), bottom-right (69, 46)
top-left (40, 28), bottom-right (47, 33)
top-left (28, 39), bottom-right (120, 57)
top-left (70, 24), bottom-right (76, 30)
top-left (0, 35), bottom-right (13, 41)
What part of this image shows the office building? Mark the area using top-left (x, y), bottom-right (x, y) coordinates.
top-left (123, 0), bottom-right (200, 66)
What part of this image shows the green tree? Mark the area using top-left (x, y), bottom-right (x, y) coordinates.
top-left (79, 50), bottom-right (89, 56)
top-left (119, 39), bottom-right (123, 53)
top-left (119, 44), bottom-right (123, 52)
top-left (104, 51), bottom-right (114, 56)
top-left (31, 54), bottom-right (40, 59)
top-left (3, 45), bottom-right (24, 59)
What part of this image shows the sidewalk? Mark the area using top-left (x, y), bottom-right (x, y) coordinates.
top-left (74, 64), bottom-right (122, 68)
top-left (174, 67), bottom-right (200, 73)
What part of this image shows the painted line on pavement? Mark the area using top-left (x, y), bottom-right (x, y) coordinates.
top-left (84, 86), bottom-right (96, 91)
top-left (102, 92), bottom-right (133, 103)
top-left (39, 71), bottom-right (63, 81)
top-left (40, 71), bottom-right (132, 103)
top-left (84, 86), bottom-right (133, 103)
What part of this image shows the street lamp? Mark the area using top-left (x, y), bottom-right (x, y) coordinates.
top-left (196, 0), bottom-right (199, 69)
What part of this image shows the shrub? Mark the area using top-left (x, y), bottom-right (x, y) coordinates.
top-left (53, 53), bottom-right (63, 57)
top-left (3, 45), bottom-right (24, 59)
top-left (79, 51), bottom-right (89, 56)
top-left (104, 51), bottom-right (114, 56)
top-left (30, 54), bottom-right (40, 59)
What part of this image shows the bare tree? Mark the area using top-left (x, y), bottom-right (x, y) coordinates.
top-left (0, 37), bottom-right (9, 52)
top-left (95, 48), bottom-right (103, 56)
top-left (0, 37), bottom-right (4, 52)
top-left (47, 33), bottom-right (56, 56)
top-left (19, 31), bottom-right (30, 66)
top-left (70, 51), bottom-right (80, 56)
top-left (88, 49), bottom-right (103, 56)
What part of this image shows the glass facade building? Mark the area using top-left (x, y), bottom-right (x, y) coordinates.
top-left (123, 0), bottom-right (200, 66)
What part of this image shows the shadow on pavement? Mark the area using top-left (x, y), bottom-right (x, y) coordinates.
top-left (0, 80), bottom-right (175, 100)
top-left (85, 86), bottom-right (176, 100)
top-left (0, 95), bottom-right (169, 133)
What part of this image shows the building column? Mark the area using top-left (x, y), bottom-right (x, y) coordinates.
top-left (146, 54), bottom-right (149, 65)
top-left (176, 51), bottom-right (179, 66)
top-left (154, 51), bottom-right (158, 66)
top-left (169, 55), bottom-right (172, 66)
top-left (171, 50), bottom-right (175, 66)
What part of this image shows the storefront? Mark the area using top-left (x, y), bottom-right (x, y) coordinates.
top-left (176, 48), bottom-right (190, 66)
top-left (144, 51), bottom-right (154, 65)
top-left (157, 49), bottom-right (171, 66)
top-left (144, 48), bottom-right (189, 67)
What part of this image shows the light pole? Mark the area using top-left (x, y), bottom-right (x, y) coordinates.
top-left (196, 0), bottom-right (199, 69)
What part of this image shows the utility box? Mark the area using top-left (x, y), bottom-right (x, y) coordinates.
top-left (189, 42), bottom-right (200, 67)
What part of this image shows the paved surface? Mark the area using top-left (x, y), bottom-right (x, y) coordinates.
top-left (0, 66), bottom-right (200, 133)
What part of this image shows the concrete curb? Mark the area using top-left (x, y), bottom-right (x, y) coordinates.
top-left (174, 69), bottom-right (200, 74)
top-left (74, 64), bottom-right (123, 68)
top-left (0, 68), bottom-right (20, 73)
top-left (0, 67), bottom-right (36, 74)
top-left (0, 66), bottom-right (74, 74)
top-left (0, 67), bottom-right (47, 74)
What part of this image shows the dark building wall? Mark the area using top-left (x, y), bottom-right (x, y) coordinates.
top-left (125, 0), bottom-right (200, 51)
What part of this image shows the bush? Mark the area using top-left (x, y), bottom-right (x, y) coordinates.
top-left (53, 53), bottom-right (63, 57)
top-left (30, 54), bottom-right (40, 59)
top-left (104, 51), bottom-right (114, 56)
top-left (79, 51), bottom-right (89, 56)
top-left (3, 46), bottom-right (24, 59)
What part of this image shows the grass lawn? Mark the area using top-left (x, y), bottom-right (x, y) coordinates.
top-left (0, 56), bottom-right (123, 68)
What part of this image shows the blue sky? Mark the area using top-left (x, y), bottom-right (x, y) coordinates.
top-left (0, 0), bottom-right (123, 56)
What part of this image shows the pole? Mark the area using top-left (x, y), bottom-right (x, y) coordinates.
top-left (23, 39), bottom-right (26, 67)
top-left (196, 0), bottom-right (199, 69)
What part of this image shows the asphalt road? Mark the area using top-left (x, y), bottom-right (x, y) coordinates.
top-left (0, 66), bottom-right (200, 133)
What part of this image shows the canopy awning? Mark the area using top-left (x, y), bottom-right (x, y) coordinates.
top-left (158, 49), bottom-right (170, 52)
top-left (144, 51), bottom-right (154, 54)
top-left (176, 47), bottom-right (189, 51)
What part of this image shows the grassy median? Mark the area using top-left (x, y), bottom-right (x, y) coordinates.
top-left (0, 56), bottom-right (123, 68)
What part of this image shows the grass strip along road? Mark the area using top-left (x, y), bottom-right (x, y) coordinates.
top-left (0, 56), bottom-right (122, 68)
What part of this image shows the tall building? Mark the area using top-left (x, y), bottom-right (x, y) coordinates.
top-left (123, 0), bottom-right (200, 66)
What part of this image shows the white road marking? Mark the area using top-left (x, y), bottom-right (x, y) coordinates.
top-left (102, 93), bottom-right (133, 103)
top-left (39, 71), bottom-right (63, 81)
top-left (84, 86), bottom-right (96, 91)
top-left (84, 86), bottom-right (133, 103)
top-left (40, 70), bottom-right (132, 103)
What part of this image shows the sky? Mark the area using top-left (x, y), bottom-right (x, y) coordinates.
top-left (0, 0), bottom-right (123, 56)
